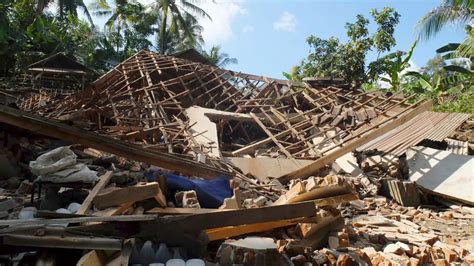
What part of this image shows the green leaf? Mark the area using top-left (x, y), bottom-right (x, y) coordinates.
top-left (444, 65), bottom-right (472, 74)
top-left (436, 43), bottom-right (461, 53)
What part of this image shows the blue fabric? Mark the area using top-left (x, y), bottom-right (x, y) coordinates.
top-left (147, 170), bottom-right (232, 208)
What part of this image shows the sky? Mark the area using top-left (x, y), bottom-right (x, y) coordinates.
top-left (84, 0), bottom-right (467, 79)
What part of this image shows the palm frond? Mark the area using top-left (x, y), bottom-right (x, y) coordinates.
top-left (181, 0), bottom-right (211, 20)
top-left (436, 43), bottom-right (461, 53)
top-left (417, 4), bottom-right (473, 40)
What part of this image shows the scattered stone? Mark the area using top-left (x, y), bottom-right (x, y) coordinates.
top-left (6, 176), bottom-right (20, 189)
top-left (383, 243), bottom-right (404, 255)
top-left (16, 180), bottom-right (33, 194)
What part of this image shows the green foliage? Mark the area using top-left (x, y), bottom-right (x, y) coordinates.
top-left (361, 82), bottom-right (381, 92)
top-left (417, 0), bottom-right (473, 41)
top-left (1, 0), bottom-right (222, 76)
top-left (370, 8), bottom-right (400, 53)
top-left (402, 39), bottom-right (473, 113)
top-left (368, 40), bottom-right (417, 90)
top-left (151, 0), bottom-right (210, 54)
top-left (294, 7), bottom-right (401, 85)
top-left (203, 45), bottom-right (238, 68)
top-left (298, 37), bottom-right (342, 79)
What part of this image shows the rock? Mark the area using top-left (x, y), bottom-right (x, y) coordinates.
top-left (6, 177), bottom-right (20, 189)
top-left (362, 247), bottom-right (377, 258)
top-left (18, 207), bottom-right (37, 219)
top-left (336, 254), bottom-right (356, 266)
top-left (312, 251), bottom-right (327, 265)
top-left (16, 180), bottom-right (33, 194)
top-left (290, 254), bottom-right (306, 265)
top-left (395, 241), bottom-right (411, 253)
top-left (383, 243), bottom-right (404, 255)
top-left (175, 190), bottom-right (200, 208)
top-left (216, 237), bottom-right (280, 266)
top-left (0, 198), bottom-right (19, 212)
top-left (328, 236), bottom-right (340, 249)
top-left (464, 255), bottom-right (474, 264)
top-left (253, 196), bottom-right (267, 207)
top-left (0, 154), bottom-right (20, 180)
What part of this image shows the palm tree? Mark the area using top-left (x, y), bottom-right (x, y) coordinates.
top-left (91, 0), bottom-right (145, 53)
top-left (174, 13), bottom-right (204, 52)
top-left (417, 0), bottom-right (473, 40)
top-left (36, 0), bottom-right (94, 25)
top-left (204, 45), bottom-right (238, 67)
top-left (151, 0), bottom-right (210, 54)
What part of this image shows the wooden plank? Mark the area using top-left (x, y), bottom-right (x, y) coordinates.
top-left (143, 193), bottom-right (358, 238)
top-left (205, 217), bottom-right (310, 241)
top-left (204, 193), bottom-right (357, 241)
top-left (77, 250), bottom-right (103, 266)
top-left (93, 182), bottom-right (165, 210)
top-left (0, 105), bottom-right (229, 179)
top-left (277, 100), bottom-right (433, 183)
top-left (76, 171), bottom-right (114, 215)
top-left (0, 214), bottom-right (156, 226)
top-left (2, 234), bottom-right (123, 250)
top-left (250, 112), bottom-right (300, 166)
top-left (147, 207), bottom-right (233, 215)
top-left (273, 184), bottom-right (354, 206)
top-left (145, 200), bottom-right (319, 233)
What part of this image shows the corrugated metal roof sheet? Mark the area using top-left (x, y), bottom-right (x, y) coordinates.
top-left (446, 138), bottom-right (469, 155)
top-left (357, 111), bottom-right (471, 155)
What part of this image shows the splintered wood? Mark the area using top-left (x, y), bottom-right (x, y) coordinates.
top-left (18, 49), bottom-right (431, 181)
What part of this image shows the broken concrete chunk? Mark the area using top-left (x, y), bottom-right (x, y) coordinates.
top-left (175, 190), bottom-right (201, 209)
top-left (383, 243), bottom-right (404, 255)
top-left (0, 199), bottom-right (19, 212)
top-left (216, 237), bottom-right (280, 266)
top-left (407, 147), bottom-right (474, 205)
top-left (0, 154), bottom-right (20, 180)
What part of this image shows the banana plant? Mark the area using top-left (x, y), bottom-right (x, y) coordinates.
top-left (373, 40), bottom-right (417, 90)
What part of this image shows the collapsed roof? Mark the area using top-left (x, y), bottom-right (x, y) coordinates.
top-left (19, 49), bottom-right (435, 182)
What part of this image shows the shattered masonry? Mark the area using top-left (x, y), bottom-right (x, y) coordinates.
top-left (0, 49), bottom-right (472, 265)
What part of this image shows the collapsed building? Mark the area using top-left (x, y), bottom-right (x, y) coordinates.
top-left (0, 49), bottom-right (472, 265)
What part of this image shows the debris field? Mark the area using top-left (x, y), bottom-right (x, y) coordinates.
top-left (0, 50), bottom-right (473, 266)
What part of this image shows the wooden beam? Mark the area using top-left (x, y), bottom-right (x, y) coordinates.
top-left (2, 234), bottom-right (123, 251)
top-left (0, 105), bottom-right (230, 179)
top-left (147, 207), bottom-right (233, 215)
top-left (93, 182), bottom-right (165, 210)
top-left (0, 214), bottom-right (157, 227)
top-left (144, 200), bottom-right (319, 233)
top-left (204, 193), bottom-right (357, 241)
top-left (205, 217), bottom-right (310, 241)
top-left (277, 100), bottom-right (432, 183)
top-left (76, 171), bottom-right (113, 215)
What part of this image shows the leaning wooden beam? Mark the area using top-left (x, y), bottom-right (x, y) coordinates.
top-left (277, 100), bottom-right (433, 183)
top-left (0, 105), bottom-right (230, 179)
top-left (76, 171), bottom-right (114, 215)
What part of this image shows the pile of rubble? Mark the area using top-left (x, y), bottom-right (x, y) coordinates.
top-left (0, 50), bottom-right (472, 265)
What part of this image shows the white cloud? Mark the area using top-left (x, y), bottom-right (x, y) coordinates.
top-left (198, 0), bottom-right (247, 45)
top-left (242, 25), bottom-right (254, 33)
top-left (273, 11), bottom-right (297, 32)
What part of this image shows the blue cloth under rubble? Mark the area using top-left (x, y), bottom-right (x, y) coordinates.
top-left (147, 170), bottom-right (232, 208)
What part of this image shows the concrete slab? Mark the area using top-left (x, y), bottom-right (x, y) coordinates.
top-left (407, 147), bottom-right (474, 205)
